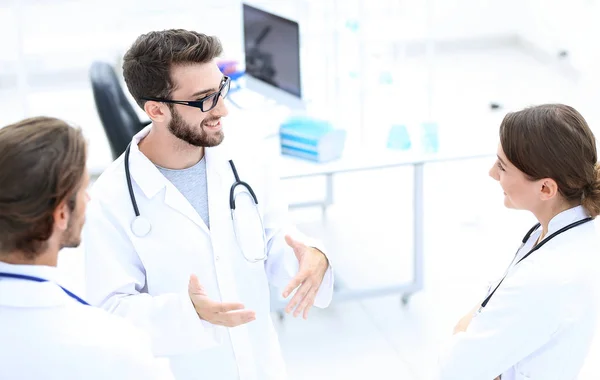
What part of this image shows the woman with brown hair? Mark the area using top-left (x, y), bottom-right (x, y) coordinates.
top-left (436, 104), bottom-right (600, 380)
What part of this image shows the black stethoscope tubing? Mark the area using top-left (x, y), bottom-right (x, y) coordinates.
top-left (481, 217), bottom-right (593, 309)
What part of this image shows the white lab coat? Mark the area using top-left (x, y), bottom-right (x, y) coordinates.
top-left (436, 206), bottom-right (600, 380)
top-left (83, 125), bottom-right (334, 380)
top-left (0, 262), bottom-right (173, 380)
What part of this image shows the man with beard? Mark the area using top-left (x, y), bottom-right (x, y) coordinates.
top-left (0, 117), bottom-right (174, 380)
top-left (83, 29), bottom-right (334, 380)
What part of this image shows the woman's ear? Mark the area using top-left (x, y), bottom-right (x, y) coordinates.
top-left (539, 178), bottom-right (559, 201)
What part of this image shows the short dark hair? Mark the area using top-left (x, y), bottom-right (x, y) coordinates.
top-left (0, 117), bottom-right (87, 257)
top-left (499, 104), bottom-right (600, 216)
top-left (122, 29), bottom-right (223, 108)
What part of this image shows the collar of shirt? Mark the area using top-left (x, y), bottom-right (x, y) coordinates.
top-left (0, 262), bottom-right (72, 307)
top-left (486, 205), bottom-right (591, 297)
top-left (516, 204), bottom-right (589, 263)
top-left (530, 205), bottom-right (588, 244)
top-left (545, 205), bottom-right (589, 236)
top-left (0, 261), bottom-right (60, 282)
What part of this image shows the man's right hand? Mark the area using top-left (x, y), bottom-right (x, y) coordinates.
top-left (188, 274), bottom-right (256, 327)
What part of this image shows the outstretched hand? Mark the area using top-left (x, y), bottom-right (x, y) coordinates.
top-left (282, 235), bottom-right (329, 319)
top-left (188, 274), bottom-right (256, 328)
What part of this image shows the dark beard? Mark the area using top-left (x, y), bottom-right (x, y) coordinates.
top-left (60, 212), bottom-right (82, 249)
top-left (168, 107), bottom-right (224, 147)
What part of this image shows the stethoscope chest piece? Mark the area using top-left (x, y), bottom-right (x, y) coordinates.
top-left (124, 143), bottom-right (266, 261)
top-left (131, 216), bottom-right (152, 237)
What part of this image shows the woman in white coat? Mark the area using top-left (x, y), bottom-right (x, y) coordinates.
top-left (436, 104), bottom-right (600, 380)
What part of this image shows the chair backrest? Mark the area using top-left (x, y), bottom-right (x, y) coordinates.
top-left (89, 61), bottom-right (145, 159)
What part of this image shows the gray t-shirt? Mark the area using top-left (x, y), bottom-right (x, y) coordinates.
top-left (157, 157), bottom-right (210, 228)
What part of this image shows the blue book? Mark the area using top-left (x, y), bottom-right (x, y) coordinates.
top-left (279, 116), bottom-right (347, 163)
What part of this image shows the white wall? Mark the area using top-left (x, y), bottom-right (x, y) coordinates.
top-left (4, 0), bottom-right (597, 79)
top-left (322, 0), bottom-right (522, 45)
top-left (428, 0), bottom-right (520, 42)
top-left (3, 0), bottom-right (599, 127)
top-left (518, 0), bottom-right (600, 71)
top-left (515, 0), bottom-right (600, 128)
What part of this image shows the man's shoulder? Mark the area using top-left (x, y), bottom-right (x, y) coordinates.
top-left (90, 155), bottom-right (128, 202)
top-left (59, 307), bottom-right (172, 379)
top-left (74, 305), bottom-right (151, 348)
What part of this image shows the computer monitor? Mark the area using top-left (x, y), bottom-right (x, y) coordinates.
top-left (242, 4), bottom-right (305, 110)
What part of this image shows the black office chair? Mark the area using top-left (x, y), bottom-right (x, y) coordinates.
top-left (89, 61), bottom-right (150, 159)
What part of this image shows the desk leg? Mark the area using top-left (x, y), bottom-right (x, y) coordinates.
top-left (323, 173), bottom-right (334, 215)
top-left (404, 163), bottom-right (425, 305)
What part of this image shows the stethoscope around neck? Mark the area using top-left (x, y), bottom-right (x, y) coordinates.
top-left (124, 143), bottom-right (268, 263)
top-left (480, 216), bottom-right (593, 309)
top-left (125, 144), bottom-right (152, 237)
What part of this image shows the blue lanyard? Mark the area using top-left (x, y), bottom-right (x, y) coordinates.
top-left (0, 272), bottom-right (90, 306)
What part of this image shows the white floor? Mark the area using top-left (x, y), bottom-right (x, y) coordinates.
top-left (6, 44), bottom-right (600, 379)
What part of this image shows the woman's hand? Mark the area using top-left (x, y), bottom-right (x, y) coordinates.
top-left (453, 304), bottom-right (481, 334)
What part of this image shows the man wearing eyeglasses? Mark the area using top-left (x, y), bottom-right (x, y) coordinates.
top-left (82, 29), bottom-right (334, 380)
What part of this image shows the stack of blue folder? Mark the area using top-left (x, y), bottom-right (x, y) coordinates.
top-left (279, 116), bottom-right (347, 163)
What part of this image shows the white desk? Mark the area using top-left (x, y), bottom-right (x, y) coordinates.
top-left (265, 136), bottom-right (495, 315)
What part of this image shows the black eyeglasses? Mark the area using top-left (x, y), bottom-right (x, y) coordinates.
top-left (142, 76), bottom-right (231, 112)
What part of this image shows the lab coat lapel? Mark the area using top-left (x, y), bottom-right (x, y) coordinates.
top-left (164, 182), bottom-right (210, 235)
top-left (0, 263), bottom-right (70, 308)
top-left (205, 147), bottom-right (232, 249)
top-left (128, 128), bottom-right (210, 235)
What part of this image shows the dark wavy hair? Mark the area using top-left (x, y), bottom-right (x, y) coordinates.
top-left (122, 28), bottom-right (223, 108)
top-left (0, 116), bottom-right (87, 258)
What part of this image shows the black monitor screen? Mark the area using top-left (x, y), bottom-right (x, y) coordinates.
top-left (242, 4), bottom-right (301, 98)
